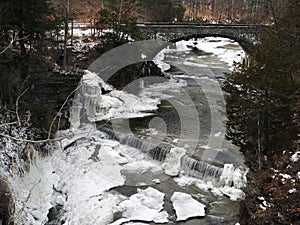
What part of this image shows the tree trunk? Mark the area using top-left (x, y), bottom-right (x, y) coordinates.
top-left (18, 28), bottom-right (26, 56)
top-left (63, 19), bottom-right (68, 68)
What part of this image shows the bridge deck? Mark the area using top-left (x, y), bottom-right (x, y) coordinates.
top-left (137, 23), bottom-right (269, 28)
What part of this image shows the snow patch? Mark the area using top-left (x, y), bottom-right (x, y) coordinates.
top-left (291, 151), bottom-right (300, 162)
top-left (288, 188), bottom-right (297, 194)
top-left (191, 37), bottom-right (245, 68)
top-left (279, 173), bottom-right (292, 179)
top-left (123, 160), bottom-right (162, 174)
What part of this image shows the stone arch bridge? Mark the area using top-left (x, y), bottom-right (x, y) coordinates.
top-left (137, 23), bottom-right (268, 53)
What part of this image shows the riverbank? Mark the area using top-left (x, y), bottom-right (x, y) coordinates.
top-left (240, 147), bottom-right (300, 225)
top-left (0, 37), bottom-right (168, 224)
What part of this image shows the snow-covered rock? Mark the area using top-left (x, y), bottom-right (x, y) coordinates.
top-left (171, 192), bottom-right (206, 221)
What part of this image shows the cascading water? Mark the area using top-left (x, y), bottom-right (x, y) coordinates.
top-left (181, 155), bottom-right (223, 179)
top-left (99, 126), bottom-right (170, 161)
top-left (99, 126), bottom-right (245, 184)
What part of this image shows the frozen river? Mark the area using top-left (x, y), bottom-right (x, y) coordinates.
top-left (9, 37), bottom-right (248, 225)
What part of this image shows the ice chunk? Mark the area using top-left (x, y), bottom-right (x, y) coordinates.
top-left (114, 187), bottom-right (168, 223)
top-left (220, 186), bottom-right (245, 201)
top-left (171, 192), bottom-right (206, 221)
top-left (152, 179), bottom-right (160, 184)
top-left (162, 148), bottom-right (186, 176)
top-left (220, 164), bottom-right (247, 188)
top-left (214, 132), bottom-right (222, 137)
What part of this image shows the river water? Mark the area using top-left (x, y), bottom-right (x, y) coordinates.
top-left (8, 37), bottom-right (247, 225)
top-left (97, 37), bottom-right (247, 224)
top-left (125, 38), bottom-right (246, 168)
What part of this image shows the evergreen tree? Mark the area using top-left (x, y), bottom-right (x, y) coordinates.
top-left (140, 0), bottom-right (184, 22)
top-left (97, 0), bottom-right (140, 47)
top-left (172, 0), bottom-right (185, 22)
top-left (0, 0), bottom-right (54, 56)
top-left (222, 0), bottom-right (300, 169)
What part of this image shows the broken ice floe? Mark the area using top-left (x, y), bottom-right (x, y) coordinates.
top-left (171, 192), bottom-right (206, 221)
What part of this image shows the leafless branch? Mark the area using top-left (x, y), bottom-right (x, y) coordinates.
top-left (16, 88), bottom-right (29, 127)
top-left (13, 179), bottom-right (41, 223)
top-left (0, 121), bottom-right (18, 127)
top-left (0, 31), bottom-right (29, 55)
top-left (0, 42), bottom-right (13, 55)
top-left (1, 64), bottom-right (109, 145)
top-left (47, 83), bottom-right (81, 139)
top-left (47, 67), bottom-right (109, 139)
top-left (0, 132), bottom-right (62, 143)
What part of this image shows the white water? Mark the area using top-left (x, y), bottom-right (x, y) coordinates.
top-left (7, 37), bottom-right (248, 225)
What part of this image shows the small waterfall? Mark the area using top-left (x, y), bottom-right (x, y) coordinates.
top-left (99, 127), bottom-right (248, 189)
top-left (120, 134), bottom-right (152, 152)
top-left (69, 71), bottom-right (105, 128)
top-left (99, 127), bottom-right (226, 180)
top-left (149, 146), bottom-right (170, 161)
top-left (181, 156), bottom-right (223, 180)
top-left (99, 126), bottom-right (169, 161)
top-left (100, 126), bottom-right (120, 141)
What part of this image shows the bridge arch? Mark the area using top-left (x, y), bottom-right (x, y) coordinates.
top-left (138, 24), bottom-right (268, 55)
top-left (169, 33), bottom-right (253, 54)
